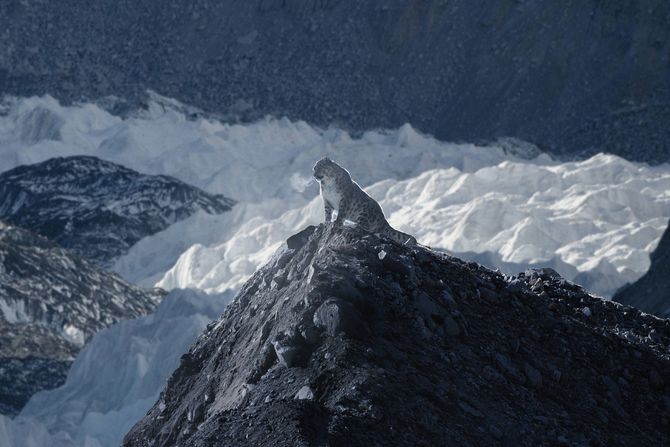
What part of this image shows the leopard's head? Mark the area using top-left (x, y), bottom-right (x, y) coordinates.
top-left (313, 157), bottom-right (339, 181)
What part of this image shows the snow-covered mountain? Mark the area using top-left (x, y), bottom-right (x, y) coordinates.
top-left (0, 95), bottom-right (534, 200)
top-left (614, 219), bottom-right (670, 317)
top-left (0, 221), bottom-right (164, 416)
top-left (142, 153), bottom-right (670, 298)
top-left (1, 96), bottom-right (668, 299)
top-left (0, 289), bottom-right (231, 447)
top-left (0, 156), bottom-right (235, 267)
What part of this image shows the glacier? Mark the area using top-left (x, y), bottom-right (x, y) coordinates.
top-left (1, 95), bottom-right (668, 298)
top-left (0, 289), bottom-right (231, 447)
top-left (0, 96), bottom-right (670, 297)
top-left (154, 154), bottom-right (670, 297)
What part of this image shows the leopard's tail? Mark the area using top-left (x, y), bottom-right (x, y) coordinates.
top-left (388, 228), bottom-right (417, 246)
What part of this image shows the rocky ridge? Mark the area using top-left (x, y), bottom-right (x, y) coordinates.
top-left (0, 155), bottom-right (235, 267)
top-left (614, 219), bottom-right (670, 318)
top-left (124, 224), bottom-right (669, 446)
top-left (0, 221), bottom-right (165, 416)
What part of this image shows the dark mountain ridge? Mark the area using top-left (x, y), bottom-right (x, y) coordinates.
top-left (0, 155), bottom-right (235, 267)
top-left (0, 220), bottom-right (165, 416)
top-left (124, 224), bottom-right (669, 446)
top-left (614, 219), bottom-right (670, 318)
top-left (1, 0), bottom-right (669, 163)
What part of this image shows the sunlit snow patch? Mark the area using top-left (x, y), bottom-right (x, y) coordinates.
top-left (156, 155), bottom-right (670, 298)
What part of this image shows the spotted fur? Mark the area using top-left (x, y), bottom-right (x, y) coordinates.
top-left (313, 157), bottom-right (417, 246)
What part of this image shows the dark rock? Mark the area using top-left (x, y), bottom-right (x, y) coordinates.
top-left (552, 369), bottom-right (562, 383)
top-left (525, 268), bottom-right (563, 282)
top-left (523, 363), bottom-right (542, 388)
top-left (488, 424), bottom-right (503, 440)
top-left (458, 401), bottom-right (484, 419)
top-left (313, 298), bottom-right (369, 339)
top-left (506, 279), bottom-right (525, 293)
top-left (601, 375), bottom-right (623, 403)
top-left (479, 286), bottom-right (500, 304)
top-left (123, 224), bottom-right (670, 447)
top-left (442, 314), bottom-right (461, 338)
top-left (614, 219), bottom-right (670, 318)
top-left (271, 330), bottom-right (309, 368)
top-left (649, 369), bottom-right (664, 389)
top-left (298, 324), bottom-right (321, 346)
top-left (415, 292), bottom-right (441, 319)
top-left (494, 353), bottom-right (522, 382)
top-left (286, 225), bottom-right (317, 250)
top-left (440, 290), bottom-right (458, 310)
top-left (381, 254), bottom-right (412, 278)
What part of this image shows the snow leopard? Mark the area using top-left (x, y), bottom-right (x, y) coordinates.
top-left (313, 157), bottom-right (417, 246)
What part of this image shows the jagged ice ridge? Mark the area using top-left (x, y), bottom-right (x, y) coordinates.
top-left (0, 95), bottom-right (667, 299)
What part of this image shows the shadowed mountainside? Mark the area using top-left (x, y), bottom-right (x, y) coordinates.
top-left (0, 156), bottom-right (235, 267)
top-left (1, 0), bottom-right (669, 163)
top-left (614, 219), bottom-right (670, 318)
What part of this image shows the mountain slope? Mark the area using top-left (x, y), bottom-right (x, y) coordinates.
top-left (1, 1), bottom-right (669, 162)
top-left (0, 221), bottom-right (165, 416)
top-left (124, 224), bottom-right (670, 446)
top-left (0, 156), bottom-right (235, 267)
top-left (0, 289), bottom-right (232, 447)
top-left (614, 219), bottom-right (670, 317)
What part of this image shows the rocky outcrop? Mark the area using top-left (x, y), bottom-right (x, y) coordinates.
top-left (0, 156), bottom-right (235, 267)
top-left (614, 219), bottom-right (670, 318)
top-left (124, 224), bottom-right (669, 446)
top-left (0, 221), bottom-right (165, 415)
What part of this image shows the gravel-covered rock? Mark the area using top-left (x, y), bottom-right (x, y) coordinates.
top-left (124, 224), bottom-right (670, 446)
top-left (1, 1), bottom-right (669, 163)
top-left (0, 156), bottom-right (235, 267)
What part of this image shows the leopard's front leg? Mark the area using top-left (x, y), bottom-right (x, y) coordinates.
top-left (323, 199), bottom-right (334, 223)
top-left (334, 196), bottom-right (349, 226)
